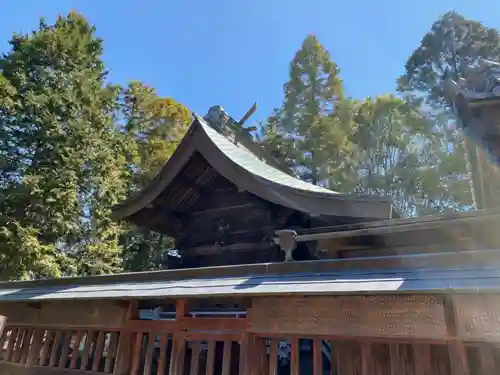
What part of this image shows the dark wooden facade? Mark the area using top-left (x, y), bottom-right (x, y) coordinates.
top-left (112, 110), bottom-right (397, 267)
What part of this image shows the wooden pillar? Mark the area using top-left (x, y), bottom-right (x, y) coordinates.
top-left (313, 339), bottom-right (323, 375)
top-left (360, 342), bottom-right (372, 375)
top-left (239, 333), bottom-right (252, 375)
top-left (448, 341), bottom-right (470, 375)
top-left (389, 344), bottom-right (402, 375)
top-left (477, 344), bottom-right (495, 375)
top-left (413, 344), bottom-right (432, 375)
top-left (114, 300), bottom-right (137, 375)
top-left (170, 300), bottom-right (187, 375)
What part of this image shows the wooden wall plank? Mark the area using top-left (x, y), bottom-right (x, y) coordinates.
top-left (12, 329), bottom-right (25, 363)
top-left (27, 328), bottom-right (43, 366)
top-left (313, 339), bottom-right (323, 375)
top-left (222, 340), bottom-right (232, 375)
top-left (268, 339), bottom-right (278, 375)
top-left (57, 331), bottom-right (72, 369)
top-left (412, 344), bottom-right (432, 375)
top-left (105, 332), bottom-right (119, 373)
top-left (360, 342), bottom-right (371, 375)
top-left (143, 332), bottom-right (156, 375)
top-left (130, 332), bottom-right (143, 375)
top-left (478, 344), bottom-right (495, 375)
top-left (290, 338), bottom-right (299, 375)
top-left (156, 334), bottom-right (168, 375)
top-left (448, 341), bottom-right (470, 375)
top-left (6, 328), bottom-right (18, 361)
top-left (38, 301), bottom-right (125, 330)
top-left (48, 331), bottom-right (62, 367)
top-left (0, 304), bottom-right (38, 326)
top-left (453, 295), bottom-right (500, 342)
top-left (189, 341), bottom-right (200, 375)
top-left (80, 331), bottom-right (95, 370)
top-left (249, 296), bottom-right (448, 339)
top-left (39, 331), bottom-right (53, 366)
top-left (389, 344), bottom-right (402, 375)
top-left (205, 340), bottom-right (215, 375)
top-left (20, 329), bottom-right (33, 364)
top-left (92, 331), bottom-right (106, 372)
top-left (70, 331), bottom-right (83, 370)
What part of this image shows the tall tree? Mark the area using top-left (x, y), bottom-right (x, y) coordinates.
top-left (398, 11), bottom-right (500, 210)
top-left (265, 34), bottom-right (353, 187)
top-left (117, 81), bottom-right (191, 272)
top-left (0, 12), bottom-right (129, 279)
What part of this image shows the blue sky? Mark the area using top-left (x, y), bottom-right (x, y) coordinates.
top-left (1, 0), bottom-right (500, 124)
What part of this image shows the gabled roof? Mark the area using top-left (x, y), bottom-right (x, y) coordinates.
top-left (112, 116), bottom-right (399, 223)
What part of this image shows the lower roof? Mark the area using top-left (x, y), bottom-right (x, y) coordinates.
top-left (0, 249), bottom-right (498, 302)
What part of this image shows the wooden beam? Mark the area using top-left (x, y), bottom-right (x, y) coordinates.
top-left (413, 344), bottom-right (432, 375)
top-left (179, 317), bottom-right (248, 331)
top-left (448, 341), bottom-right (470, 375)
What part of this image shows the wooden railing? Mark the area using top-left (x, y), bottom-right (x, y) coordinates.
top-left (0, 298), bottom-right (499, 375)
top-left (0, 326), bottom-right (121, 373)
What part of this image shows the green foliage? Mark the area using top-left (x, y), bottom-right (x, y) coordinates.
top-left (0, 12), bottom-right (128, 279)
top-left (397, 11), bottom-right (500, 210)
top-left (0, 10), bottom-right (497, 279)
top-left (264, 34), bottom-right (353, 186)
top-left (398, 11), bottom-right (500, 107)
top-left (117, 81), bottom-right (191, 271)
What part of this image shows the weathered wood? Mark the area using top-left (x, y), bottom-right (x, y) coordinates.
top-left (313, 339), bottom-right (323, 375)
top-left (19, 329), bottom-right (33, 365)
top-left (156, 334), bottom-right (168, 375)
top-left (57, 331), bottom-right (72, 369)
top-left (123, 319), bottom-right (176, 333)
top-left (143, 332), bottom-right (156, 375)
top-left (205, 340), bottom-right (215, 375)
top-left (12, 329), bottom-right (25, 363)
top-left (268, 339), bottom-right (278, 375)
top-left (222, 340), bottom-right (232, 375)
top-left (448, 341), bottom-right (470, 375)
top-left (0, 304), bottom-right (38, 326)
top-left (49, 331), bottom-right (62, 367)
top-left (130, 332), bottom-right (143, 375)
top-left (189, 341), bottom-right (200, 375)
top-left (70, 331), bottom-right (83, 370)
top-left (0, 315), bottom-right (7, 340)
top-left (453, 294), bottom-right (500, 342)
top-left (92, 331), bottom-right (106, 372)
top-left (80, 331), bottom-right (95, 371)
top-left (239, 334), bottom-right (250, 375)
top-left (389, 344), bottom-right (402, 375)
top-left (39, 331), bottom-right (53, 366)
top-left (360, 342), bottom-right (371, 375)
top-left (113, 332), bottom-right (132, 375)
top-left (478, 344), bottom-right (496, 375)
top-left (290, 338), bottom-right (299, 375)
top-left (412, 344), bottom-right (432, 375)
top-left (38, 301), bottom-right (125, 330)
top-left (104, 332), bottom-right (118, 373)
top-left (6, 328), bottom-right (18, 361)
top-left (0, 361), bottom-right (103, 375)
top-left (249, 296), bottom-right (448, 339)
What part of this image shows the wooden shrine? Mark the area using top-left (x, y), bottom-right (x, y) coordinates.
top-left (0, 106), bottom-right (499, 375)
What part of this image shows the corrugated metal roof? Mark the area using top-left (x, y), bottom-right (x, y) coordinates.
top-left (198, 118), bottom-right (339, 195)
top-left (0, 266), bottom-right (498, 302)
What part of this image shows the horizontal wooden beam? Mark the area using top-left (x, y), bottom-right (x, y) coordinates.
top-left (122, 317), bottom-right (248, 333)
top-left (122, 319), bottom-right (177, 333)
top-left (179, 317), bottom-right (248, 331)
